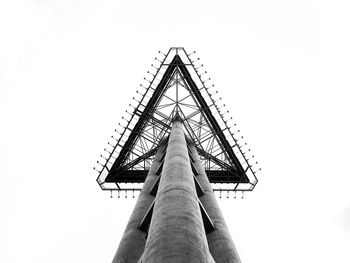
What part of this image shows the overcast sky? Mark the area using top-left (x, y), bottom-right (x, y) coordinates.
top-left (1, 0), bottom-right (350, 262)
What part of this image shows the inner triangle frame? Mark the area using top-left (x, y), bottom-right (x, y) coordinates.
top-left (94, 47), bottom-right (259, 193)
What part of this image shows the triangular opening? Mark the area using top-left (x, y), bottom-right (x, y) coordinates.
top-left (96, 48), bottom-right (258, 192)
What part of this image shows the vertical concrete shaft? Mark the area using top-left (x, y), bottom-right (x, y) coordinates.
top-left (112, 141), bottom-right (167, 263)
top-left (141, 121), bottom-right (214, 263)
top-left (188, 142), bottom-right (241, 263)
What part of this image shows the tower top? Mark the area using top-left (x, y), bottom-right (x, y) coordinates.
top-left (94, 48), bottom-right (259, 193)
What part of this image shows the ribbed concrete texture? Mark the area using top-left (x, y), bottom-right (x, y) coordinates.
top-left (140, 121), bottom-right (214, 263)
top-left (112, 141), bottom-right (167, 263)
top-left (188, 142), bottom-right (242, 263)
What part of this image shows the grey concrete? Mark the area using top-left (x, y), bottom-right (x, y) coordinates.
top-left (188, 142), bottom-right (242, 263)
top-left (141, 121), bottom-right (214, 263)
top-left (112, 141), bottom-right (167, 263)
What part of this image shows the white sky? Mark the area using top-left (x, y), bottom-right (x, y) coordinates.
top-left (1, 0), bottom-right (350, 262)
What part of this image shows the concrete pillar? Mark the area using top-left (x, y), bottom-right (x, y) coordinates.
top-left (112, 141), bottom-right (167, 263)
top-left (188, 142), bottom-right (241, 263)
top-left (141, 121), bottom-right (214, 263)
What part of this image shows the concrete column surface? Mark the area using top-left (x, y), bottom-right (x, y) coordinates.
top-left (188, 142), bottom-right (241, 263)
top-left (112, 142), bottom-right (167, 263)
top-left (141, 121), bottom-right (214, 263)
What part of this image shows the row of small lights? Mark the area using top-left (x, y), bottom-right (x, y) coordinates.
top-left (108, 189), bottom-right (246, 199)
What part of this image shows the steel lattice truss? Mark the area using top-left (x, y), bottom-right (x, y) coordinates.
top-left (95, 48), bottom-right (259, 192)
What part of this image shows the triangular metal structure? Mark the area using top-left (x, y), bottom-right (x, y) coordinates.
top-left (95, 47), bottom-right (259, 193)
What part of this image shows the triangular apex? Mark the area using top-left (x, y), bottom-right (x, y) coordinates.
top-left (95, 47), bottom-right (259, 192)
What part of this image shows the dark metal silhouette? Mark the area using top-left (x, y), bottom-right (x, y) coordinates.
top-left (94, 47), bottom-right (259, 194)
